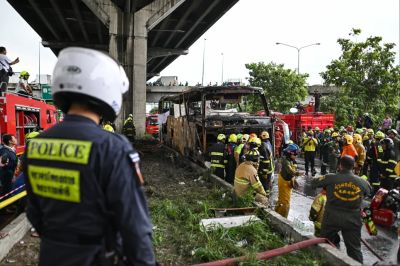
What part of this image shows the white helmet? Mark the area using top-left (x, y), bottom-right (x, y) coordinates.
top-left (52, 47), bottom-right (129, 121)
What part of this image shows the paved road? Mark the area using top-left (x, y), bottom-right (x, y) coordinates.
top-left (270, 157), bottom-right (398, 265)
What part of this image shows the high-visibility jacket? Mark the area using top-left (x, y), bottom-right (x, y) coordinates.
top-left (341, 144), bottom-right (358, 159)
top-left (208, 142), bottom-right (226, 169)
top-left (309, 191), bottom-right (327, 230)
top-left (234, 161), bottom-right (266, 198)
top-left (302, 137), bottom-right (318, 152)
top-left (354, 143), bottom-right (366, 166)
top-left (234, 143), bottom-right (244, 165)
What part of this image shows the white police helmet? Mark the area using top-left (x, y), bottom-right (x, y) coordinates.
top-left (52, 47), bottom-right (129, 121)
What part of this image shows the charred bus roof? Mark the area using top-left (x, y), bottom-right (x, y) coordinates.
top-left (159, 86), bottom-right (264, 103)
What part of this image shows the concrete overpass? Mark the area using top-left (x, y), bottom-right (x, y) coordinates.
top-left (7, 0), bottom-right (239, 135)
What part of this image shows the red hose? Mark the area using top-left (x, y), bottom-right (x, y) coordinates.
top-left (192, 238), bottom-right (333, 266)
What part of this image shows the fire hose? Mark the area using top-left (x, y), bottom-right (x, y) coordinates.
top-left (191, 238), bottom-right (335, 266)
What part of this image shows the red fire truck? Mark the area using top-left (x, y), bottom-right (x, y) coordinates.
top-left (0, 92), bottom-right (58, 155)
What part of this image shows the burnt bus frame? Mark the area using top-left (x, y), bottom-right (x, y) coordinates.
top-left (158, 86), bottom-right (274, 162)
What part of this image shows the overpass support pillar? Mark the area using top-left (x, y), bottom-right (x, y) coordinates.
top-left (131, 0), bottom-right (185, 137)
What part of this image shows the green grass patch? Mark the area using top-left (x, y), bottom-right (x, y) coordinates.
top-left (149, 181), bottom-right (321, 265)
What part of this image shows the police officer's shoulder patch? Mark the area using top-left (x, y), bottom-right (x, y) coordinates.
top-left (129, 152), bottom-right (144, 185)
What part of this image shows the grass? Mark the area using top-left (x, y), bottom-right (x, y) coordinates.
top-left (148, 180), bottom-right (321, 265)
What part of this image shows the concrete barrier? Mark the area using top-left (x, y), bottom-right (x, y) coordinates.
top-left (0, 213), bottom-right (30, 262)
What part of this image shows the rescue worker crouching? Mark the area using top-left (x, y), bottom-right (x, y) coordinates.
top-left (23, 47), bottom-right (156, 266)
top-left (206, 134), bottom-right (226, 179)
top-left (275, 143), bottom-right (303, 218)
top-left (311, 156), bottom-right (371, 264)
top-left (234, 149), bottom-right (268, 206)
top-left (122, 114), bottom-right (136, 142)
top-left (309, 187), bottom-right (327, 237)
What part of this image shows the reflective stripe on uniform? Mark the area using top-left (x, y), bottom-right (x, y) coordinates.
top-left (389, 160), bottom-right (397, 164)
top-left (389, 175), bottom-right (397, 179)
top-left (234, 177), bottom-right (249, 185)
top-left (211, 164), bottom-right (225, 168)
top-left (371, 182), bottom-right (380, 186)
top-left (386, 168), bottom-right (394, 173)
top-left (252, 182), bottom-right (262, 189)
top-left (261, 160), bottom-right (270, 163)
top-left (210, 152), bottom-right (224, 156)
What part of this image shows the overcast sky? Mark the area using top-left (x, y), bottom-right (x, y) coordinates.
top-left (1, 0), bottom-right (399, 85)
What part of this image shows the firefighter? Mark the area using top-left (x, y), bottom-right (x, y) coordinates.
top-left (320, 129), bottom-right (332, 175)
top-left (353, 134), bottom-right (366, 175)
top-left (275, 143), bottom-right (302, 218)
top-left (309, 187), bottom-right (327, 236)
top-left (328, 132), bottom-right (341, 173)
top-left (367, 131), bottom-right (385, 194)
top-left (102, 121), bottom-right (115, 132)
top-left (234, 149), bottom-right (268, 205)
top-left (379, 138), bottom-right (397, 190)
top-left (23, 47), bottom-right (156, 265)
top-left (311, 156), bottom-right (371, 264)
top-left (225, 134), bottom-right (237, 184)
top-left (122, 114), bottom-right (136, 142)
top-left (258, 131), bottom-right (274, 195)
top-left (274, 126), bottom-right (284, 158)
top-left (362, 128), bottom-right (375, 175)
top-left (341, 134), bottom-right (358, 160)
top-left (207, 134), bottom-right (226, 179)
top-left (387, 129), bottom-right (400, 176)
top-left (16, 70), bottom-right (33, 96)
top-left (236, 134), bottom-right (249, 164)
top-left (301, 130), bottom-right (318, 176)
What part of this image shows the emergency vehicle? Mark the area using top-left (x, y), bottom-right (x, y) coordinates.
top-left (146, 114), bottom-right (159, 137)
top-left (0, 92), bottom-right (58, 155)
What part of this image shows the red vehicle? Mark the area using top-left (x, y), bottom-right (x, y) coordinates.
top-left (0, 92), bottom-right (58, 155)
top-left (146, 114), bottom-right (159, 136)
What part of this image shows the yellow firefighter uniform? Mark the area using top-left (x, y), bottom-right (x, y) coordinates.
top-left (275, 157), bottom-right (300, 218)
top-left (309, 190), bottom-right (327, 236)
top-left (234, 161), bottom-right (268, 205)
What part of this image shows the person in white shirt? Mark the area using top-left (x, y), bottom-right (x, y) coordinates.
top-left (0, 46), bottom-right (19, 93)
top-left (16, 70), bottom-right (33, 96)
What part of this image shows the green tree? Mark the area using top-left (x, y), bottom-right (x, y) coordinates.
top-left (245, 62), bottom-right (309, 113)
top-left (320, 28), bottom-right (400, 127)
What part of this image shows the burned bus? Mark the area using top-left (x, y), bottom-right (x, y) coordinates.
top-left (158, 86), bottom-right (288, 163)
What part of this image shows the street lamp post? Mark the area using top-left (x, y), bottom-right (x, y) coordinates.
top-left (201, 38), bottom-right (206, 86)
top-left (276, 42), bottom-right (320, 74)
top-left (221, 52), bottom-right (224, 85)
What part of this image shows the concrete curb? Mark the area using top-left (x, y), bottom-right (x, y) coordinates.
top-left (0, 213), bottom-right (30, 262)
top-left (163, 145), bottom-right (361, 265)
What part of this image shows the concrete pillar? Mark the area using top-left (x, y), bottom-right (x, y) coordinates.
top-left (133, 9), bottom-right (150, 137)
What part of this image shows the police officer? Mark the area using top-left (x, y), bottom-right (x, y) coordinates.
top-left (311, 156), bottom-right (371, 264)
top-left (23, 47), bottom-right (156, 266)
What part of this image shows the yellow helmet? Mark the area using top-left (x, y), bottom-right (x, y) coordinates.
top-left (331, 132), bottom-right (339, 138)
top-left (314, 127), bottom-right (320, 131)
top-left (344, 134), bottom-right (353, 145)
top-left (375, 131), bottom-right (385, 139)
top-left (353, 134), bottom-right (362, 143)
top-left (249, 137), bottom-right (261, 147)
top-left (228, 134), bottom-right (237, 143)
top-left (366, 128), bottom-right (374, 135)
top-left (260, 131), bottom-right (270, 139)
top-left (237, 134), bottom-right (243, 141)
top-left (217, 134), bottom-right (226, 141)
top-left (363, 134), bottom-right (369, 141)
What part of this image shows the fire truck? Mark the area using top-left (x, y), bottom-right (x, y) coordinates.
top-left (0, 92), bottom-right (58, 155)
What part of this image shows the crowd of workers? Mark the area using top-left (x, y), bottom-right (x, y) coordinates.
top-left (205, 121), bottom-right (399, 264)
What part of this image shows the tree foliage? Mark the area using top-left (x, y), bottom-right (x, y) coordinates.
top-left (320, 28), bottom-right (400, 126)
top-left (245, 62), bottom-right (309, 113)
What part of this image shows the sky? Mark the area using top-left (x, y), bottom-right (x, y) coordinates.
top-left (0, 0), bottom-right (399, 85)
